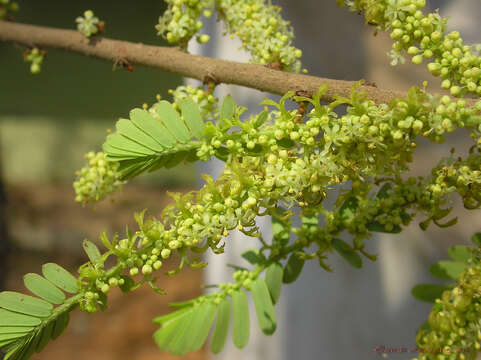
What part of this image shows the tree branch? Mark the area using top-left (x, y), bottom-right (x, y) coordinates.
top-left (0, 20), bottom-right (467, 106)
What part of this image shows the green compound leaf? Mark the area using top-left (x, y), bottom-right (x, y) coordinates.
top-left (42, 263), bottom-right (78, 294)
top-left (104, 97), bottom-right (212, 180)
top-left (283, 253), bottom-right (305, 284)
top-left (211, 299), bottom-right (230, 354)
top-left (265, 263), bottom-right (283, 304)
top-left (153, 101), bottom-right (190, 142)
top-left (0, 262), bottom-right (78, 360)
top-left (2, 312), bottom-right (71, 360)
top-left (251, 278), bottom-right (277, 335)
top-left (23, 273), bottom-right (66, 305)
top-left (179, 98), bottom-right (204, 138)
top-left (447, 246), bottom-right (471, 263)
top-left (232, 290), bottom-right (250, 349)
top-left (429, 261), bottom-right (466, 281)
top-left (0, 292), bottom-right (53, 318)
top-left (332, 238), bottom-right (363, 269)
top-left (82, 239), bottom-right (102, 264)
top-left (412, 284), bottom-right (450, 303)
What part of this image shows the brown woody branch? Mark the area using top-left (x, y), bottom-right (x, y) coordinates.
top-left (0, 20), bottom-right (463, 105)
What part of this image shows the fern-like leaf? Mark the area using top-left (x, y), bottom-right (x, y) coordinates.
top-left (152, 272), bottom-right (280, 355)
top-left (0, 264), bottom-right (79, 359)
top-left (103, 98), bottom-right (205, 179)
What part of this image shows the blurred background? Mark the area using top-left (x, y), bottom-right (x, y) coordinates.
top-left (0, 0), bottom-right (480, 359)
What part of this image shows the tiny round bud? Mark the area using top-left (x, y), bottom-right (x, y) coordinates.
top-left (267, 154), bottom-right (277, 164)
top-left (142, 264), bottom-right (153, 275)
top-left (412, 55), bottom-right (423, 65)
top-left (197, 34), bottom-right (210, 44)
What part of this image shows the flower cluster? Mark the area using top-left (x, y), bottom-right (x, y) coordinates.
top-left (113, 88), bottom-right (481, 259)
top-left (427, 153), bottom-right (481, 211)
top-left (155, 0), bottom-right (302, 71)
top-left (73, 143), bottom-right (481, 314)
top-left (72, 85), bottom-right (481, 352)
top-left (73, 152), bottom-right (124, 205)
top-left (216, 0), bottom-right (302, 72)
top-left (77, 83), bottom-right (481, 254)
top-left (62, 82), bottom-right (481, 360)
top-left (156, 0), bottom-right (214, 46)
top-left (77, 215), bottom-right (172, 312)
top-left (24, 48), bottom-right (44, 75)
top-left (342, 0), bottom-right (481, 97)
top-left (76, 10), bottom-right (101, 38)
top-left (73, 147), bottom-right (481, 316)
top-left (169, 85), bottom-right (218, 118)
top-left (0, 0), bottom-right (18, 19)
top-left (195, 86), bottom-right (481, 184)
top-left (415, 248), bottom-right (481, 360)
top-left (76, 209), bottom-right (268, 314)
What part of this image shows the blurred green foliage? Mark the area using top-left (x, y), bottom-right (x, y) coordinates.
top-left (0, 0), bottom-right (180, 119)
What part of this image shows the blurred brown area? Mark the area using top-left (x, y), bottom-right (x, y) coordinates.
top-left (3, 184), bottom-right (206, 360)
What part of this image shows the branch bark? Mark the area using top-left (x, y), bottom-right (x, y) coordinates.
top-left (0, 20), bottom-right (465, 106)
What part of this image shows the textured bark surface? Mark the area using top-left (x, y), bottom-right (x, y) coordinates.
top-left (0, 20), bottom-right (412, 105)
